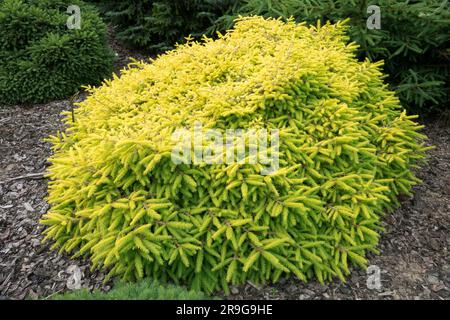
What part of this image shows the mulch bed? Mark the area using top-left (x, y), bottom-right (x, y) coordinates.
top-left (0, 29), bottom-right (449, 300)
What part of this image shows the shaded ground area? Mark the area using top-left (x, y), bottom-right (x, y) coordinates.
top-left (0, 100), bottom-right (108, 299)
top-left (0, 28), bottom-right (449, 299)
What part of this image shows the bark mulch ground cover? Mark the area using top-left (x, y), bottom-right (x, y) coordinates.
top-left (0, 29), bottom-right (449, 300)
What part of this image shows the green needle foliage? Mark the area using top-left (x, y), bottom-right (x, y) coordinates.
top-left (86, 0), bottom-right (235, 52)
top-left (41, 17), bottom-right (429, 295)
top-left (50, 279), bottom-right (209, 300)
top-left (211, 0), bottom-right (450, 114)
top-left (0, 0), bottom-right (115, 105)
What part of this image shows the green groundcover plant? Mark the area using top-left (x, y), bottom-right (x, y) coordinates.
top-left (211, 0), bottom-right (450, 114)
top-left (0, 0), bottom-right (115, 105)
top-left (49, 279), bottom-right (209, 300)
top-left (41, 17), bottom-right (429, 294)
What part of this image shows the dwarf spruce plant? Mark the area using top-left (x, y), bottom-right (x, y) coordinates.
top-left (41, 17), bottom-right (429, 294)
top-left (0, 0), bottom-right (114, 105)
top-left (50, 279), bottom-right (209, 300)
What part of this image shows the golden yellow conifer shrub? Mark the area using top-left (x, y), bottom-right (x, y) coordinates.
top-left (41, 17), bottom-right (429, 294)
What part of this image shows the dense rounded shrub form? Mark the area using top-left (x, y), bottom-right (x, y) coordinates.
top-left (0, 0), bottom-right (115, 105)
top-left (41, 17), bottom-right (429, 294)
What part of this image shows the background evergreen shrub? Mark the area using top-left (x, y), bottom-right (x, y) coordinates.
top-left (41, 17), bottom-right (428, 294)
top-left (87, 0), bottom-right (235, 52)
top-left (0, 0), bottom-right (115, 105)
top-left (211, 0), bottom-right (450, 114)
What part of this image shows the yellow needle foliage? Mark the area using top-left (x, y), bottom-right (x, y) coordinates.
top-left (41, 17), bottom-right (429, 294)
